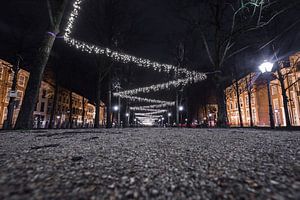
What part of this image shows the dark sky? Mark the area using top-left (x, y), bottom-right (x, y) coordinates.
top-left (0, 0), bottom-right (300, 105)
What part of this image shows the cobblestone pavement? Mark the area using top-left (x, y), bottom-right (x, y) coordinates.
top-left (0, 128), bottom-right (299, 199)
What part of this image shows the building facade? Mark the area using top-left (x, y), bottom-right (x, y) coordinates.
top-left (0, 59), bottom-right (29, 128)
top-left (0, 59), bottom-right (106, 129)
top-left (226, 52), bottom-right (300, 127)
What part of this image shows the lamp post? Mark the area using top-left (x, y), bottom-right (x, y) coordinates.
top-left (168, 112), bottom-right (172, 126)
top-left (179, 106), bottom-right (184, 126)
top-left (259, 61), bottom-right (275, 129)
top-left (126, 113), bottom-right (130, 127)
top-left (113, 105), bottom-right (119, 127)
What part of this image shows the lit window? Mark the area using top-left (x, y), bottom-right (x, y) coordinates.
top-left (6, 89), bottom-right (11, 103)
top-left (0, 66), bottom-right (3, 80)
top-left (3, 107), bottom-right (8, 120)
top-left (8, 74), bottom-right (13, 83)
top-left (271, 85), bottom-right (277, 95)
top-left (18, 75), bottom-right (25, 87)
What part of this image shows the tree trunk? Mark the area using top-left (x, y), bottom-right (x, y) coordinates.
top-left (247, 90), bottom-right (254, 127)
top-left (15, 0), bottom-right (68, 129)
top-left (235, 80), bottom-right (243, 127)
top-left (82, 97), bottom-right (85, 128)
top-left (49, 83), bottom-right (59, 129)
top-left (94, 70), bottom-right (102, 128)
top-left (216, 84), bottom-right (228, 128)
top-left (5, 56), bottom-right (21, 129)
top-left (277, 69), bottom-right (291, 127)
top-left (106, 72), bottom-right (112, 129)
top-left (94, 95), bottom-right (101, 128)
top-left (69, 91), bottom-right (73, 129)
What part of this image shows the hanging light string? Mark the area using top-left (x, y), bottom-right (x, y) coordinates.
top-left (63, 0), bottom-right (209, 119)
top-left (64, 0), bottom-right (207, 80)
top-left (130, 103), bottom-right (171, 110)
top-left (117, 94), bottom-right (175, 105)
top-left (135, 110), bottom-right (167, 116)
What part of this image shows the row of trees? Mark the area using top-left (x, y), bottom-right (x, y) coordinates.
top-left (167, 0), bottom-right (300, 127)
top-left (4, 0), bottom-right (300, 129)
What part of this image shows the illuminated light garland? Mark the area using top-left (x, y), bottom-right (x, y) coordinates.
top-left (135, 110), bottom-right (167, 116)
top-left (130, 108), bottom-right (168, 112)
top-left (130, 103), bottom-right (171, 110)
top-left (64, 0), bottom-right (208, 80)
top-left (114, 75), bottom-right (206, 96)
top-left (63, 0), bottom-right (208, 120)
top-left (117, 94), bottom-right (175, 105)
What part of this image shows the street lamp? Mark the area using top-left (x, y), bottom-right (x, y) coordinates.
top-left (113, 105), bottom-right (119, 111)
top-left (113, 105), bottom-right (119, 127)
top-left (168, 112), bottom-right (172, 126)
top-left (259, 61), bottom-right (275, 129)
top-left (179, 106), bottom-right (184, 126)
top-left (126, 113), bottom-right (130, 127)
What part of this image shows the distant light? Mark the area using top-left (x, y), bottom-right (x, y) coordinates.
top-left (185, 118), bottom-right (188, 122)
top-left (259, 61), bottom-right (274, 73)
top-left (126, 113), bottom-right (129, 117)
top-left (209, 113), bottom-right (212, 117)
top-left (168, 113), bottom-right (172, 117)
top-left (113, 105), bottom-right (119, 111)
top-left (179, 106), bottom-right (184, 111)
top-left (162, 117), bottom-right (165, 120)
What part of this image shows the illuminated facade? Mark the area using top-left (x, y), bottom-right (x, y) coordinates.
top-left (0, 59), bottom-right (105, 129)
top-left (226, 52), bottom-right (300, 127)
top-left (0, 59), bottom-right (29, 128)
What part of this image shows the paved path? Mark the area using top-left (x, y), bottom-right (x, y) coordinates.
top-left (0, 128), bottom-right (299, 199)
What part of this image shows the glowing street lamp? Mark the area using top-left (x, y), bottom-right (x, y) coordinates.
top-left (259, 61), bottom-right (275, 129)
top-left (113, 105), bottom-right (119, 111)
top-left (167, 112), bottom-right (172, 126)
top-left (125, 113), bottom-right (130, 126)
top-left (179, 106), bottom-right (184, 111)
top-left (259, 61), bottom-right (274, 73)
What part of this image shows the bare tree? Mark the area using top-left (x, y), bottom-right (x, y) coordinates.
top-left (15, 0), bottom-right (68, 129)
top-left (80, 0), bottom-right (146, 128)
top-left (169, 0), bottom-right (298, 127)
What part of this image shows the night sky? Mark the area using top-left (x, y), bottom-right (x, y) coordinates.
top-left (0, 0), bottom-right (300, 106)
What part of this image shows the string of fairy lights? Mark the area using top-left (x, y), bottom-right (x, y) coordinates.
top-left (63, 0), bottom-right (208, 121)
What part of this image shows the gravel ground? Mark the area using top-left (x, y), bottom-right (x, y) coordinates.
top-left (0, 128), bottom-right (299, 200)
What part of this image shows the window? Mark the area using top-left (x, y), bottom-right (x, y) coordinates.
top-left (18, 75), bottom-right (25, 87)
top-left (245, 96), bottom-right (249, 106)
top-left (17, 90), bottom-right (23, 99)
top-left (288, 78), bottom-right (294, 91)
top-left (3, 107), bottom-right (8, 120)
top-left (40, 102), bottom-right (45, 112)
top-left (271, 85), bottom-right (277, 95)
top-left (34, 102), bottom-right (38, 111)
top-left (8, 73), bottom-right (13, 83)
top-left (0, 66), bottom-right (3, 80)
top-left (42, 89), bottom-right (47, 98)
top-left (273, 99), bottom-right (279, 110)
top-left (6, 89), bottom-right (11, 103)
top-left (16, 91), bottom-right (23, 107)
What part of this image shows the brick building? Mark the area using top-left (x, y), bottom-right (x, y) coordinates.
top-left (226, 52), bottom-right (300, 127)
top-left (0, 59), bottom-right (106, 129)
top-left (0, 59), bottom-right (29, 128)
